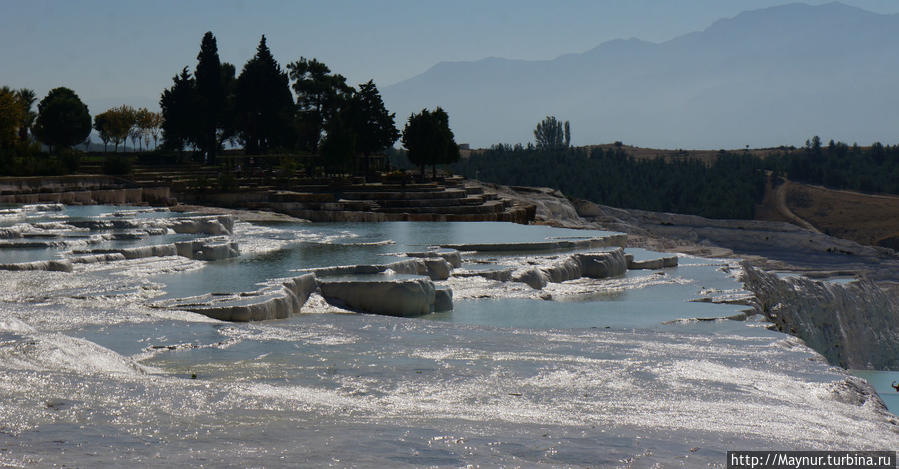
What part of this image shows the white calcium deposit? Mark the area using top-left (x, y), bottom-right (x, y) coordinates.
top-left (0, 204), bottom-right (895, 467)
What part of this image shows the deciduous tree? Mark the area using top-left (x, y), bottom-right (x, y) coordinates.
top-left (401, 107), bottom-right (459, 179)
top-left (93, 112), bottom-right (111, 152)
top-left (103, 106), bottom-right (136, 152)
top-left (33, 87), bottom-right (91, 153)
top-left (287, 57), bottom-right (353, 152)
top-left (149, 111), bottom-right (163, 150)
top-left (534, 116), bottom-right (568, 150)
top-left (14, 88), bottom-right (36, 143)
top-left (0, 87), bottom-right (23, 150)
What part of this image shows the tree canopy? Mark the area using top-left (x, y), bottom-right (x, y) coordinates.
top-left (14, 89), bottom-right (36, 144)
top-left (152, 31), bottom-right (403, 165)
top-left (287, 57), bottom-right (353, 152)
top-left (401, 107), bottom-right (459, 179)
top-left (102, 106), bottom-right (136, 152)
top-left (348, 80), bottom-right (399, 157)
top-left (534, 116), bottom-right (569, 150)
top-left (92, 112), bottom-right (111, 151)
top-left (32, 87), bottom-right (91, 152)
top-left (319, 113), bottom-right (356, 173)
top-left (195, 31), bottom-right (226, 163)
top-left (452, 145), bottom-right (766, 219)
top-left (160, 67), bottom-right (197, 152)
top-left (235, 35), bottom-right (295, 154)
top-left (0, 87), bottom-right (23, 150)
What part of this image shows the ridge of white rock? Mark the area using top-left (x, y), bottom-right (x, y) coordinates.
top-left (743, 263), bottom-right (899, 370)
top-left (510, 248), bottom-right (630, 290)
top-left (440, 234), bottom-right (626, 253)
top-left (161, 274), bottom-right (317, 322)
top-left (0, 259), bottom-right (73, 272)
top-left (318, 277), bottom-right (438, 317)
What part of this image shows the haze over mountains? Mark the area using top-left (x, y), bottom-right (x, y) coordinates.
top-left (382, 2), bottom-right (899, 149)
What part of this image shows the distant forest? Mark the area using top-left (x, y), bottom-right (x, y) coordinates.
top-left (764, 137), bottom-right (899, 195)
top-left (451, 138), bottom-right (899, 220)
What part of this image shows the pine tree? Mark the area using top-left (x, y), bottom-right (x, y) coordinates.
top-left (235, 35), bottom-right (295, 154)
top-left (160, 67), bottom-right (197, 153)
top-left (287, 57), bottom-right (353, 152)
top-left (347, 80), bottom-right (399, 177)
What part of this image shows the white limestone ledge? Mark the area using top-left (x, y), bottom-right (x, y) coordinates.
top-left (158, 274), bottom-right (317, 322)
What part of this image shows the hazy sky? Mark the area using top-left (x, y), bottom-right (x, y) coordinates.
top-left (3, 0), bottom-right (898, 115)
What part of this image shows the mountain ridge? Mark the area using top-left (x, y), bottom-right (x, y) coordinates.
top-left (383, 2), bottom-right (899, 149)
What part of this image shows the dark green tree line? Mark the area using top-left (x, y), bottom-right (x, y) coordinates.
top-left (453, 145), bottom-right (766, 219)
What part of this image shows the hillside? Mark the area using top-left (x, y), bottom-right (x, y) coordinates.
top-left (775, 181), bottom-right (899, 249)
top-left (383, 2), bottom-right (899, 149)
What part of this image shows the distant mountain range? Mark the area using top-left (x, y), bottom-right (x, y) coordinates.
top-left (382, 2), bottom-right (899, 149)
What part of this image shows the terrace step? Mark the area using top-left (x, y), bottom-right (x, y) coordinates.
top-left (374, 196), bottom-right (485, 208)
top-left (375, 200), bottom-right (505, 215)
top-left (340, 189), bottom-right (467, 201)
top-left (270, 191), bottom-right (336, 203)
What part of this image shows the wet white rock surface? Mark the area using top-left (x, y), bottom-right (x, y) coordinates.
top-left (0, 204), bottom-right (896, 467)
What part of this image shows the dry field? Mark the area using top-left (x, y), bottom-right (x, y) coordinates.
top-left (583, 143), bottom-right (787, 163)
top-left (757, 180), bottom-right (899, 249)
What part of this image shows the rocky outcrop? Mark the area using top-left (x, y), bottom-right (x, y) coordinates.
top-left (742, 263), bottom-right (899, 370)
top-left (177, 178), bottom-right (535, 224)
top-left (168, 215), bottom-right (234, 236)
top-left (384, 259), bottom-right (429, 276)
top-left (510, 248), bottom-right (630, 289)
top-left (67, 219), bottom-right (143, 230)
top-left (302, 258), bottom-right (453, 282)
top-left (512, 268), bottom-right (549, 289)
top-left (440, 234), bottom-right (626, 253)
top-left (434, 288), bottom-right (453, 312)
top-left (471, 183), bottom-right (588, 227)
top-left (71, 253), bottom-right (127, 264)
top-left (0, 177), bottom-right (171, 206)
top-left (72, 238), bottom-right (240, 262)
top-left (175, 238), bottom-right (240, 261)
top-left (0, 260), bottom-right (73, 272)
top-left (576, 250), bottom-right (628, 278)
top-left (76, 244), bottom-right (178, 260)
top-left (422, 258), bottom-right (452, 280)
top-left (318, 277), bottom-right (438, 317)
top-left (452, 268), bottom-right (513, 282)
top-left (405, 250), bottom-right (462, 268)
top-left (0, 240), bottom-right (67, 249)
top-left (166, 274), bottom-right (317, 322)
top-left (575, 199), bottom-right (899, 282)
top-left (626, 254), bottom-right (678, 269)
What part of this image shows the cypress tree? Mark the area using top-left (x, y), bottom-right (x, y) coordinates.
top-left (195, 31), bottom-right (225, 164)
top-left (235, 35), bottom-right (294, 154)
